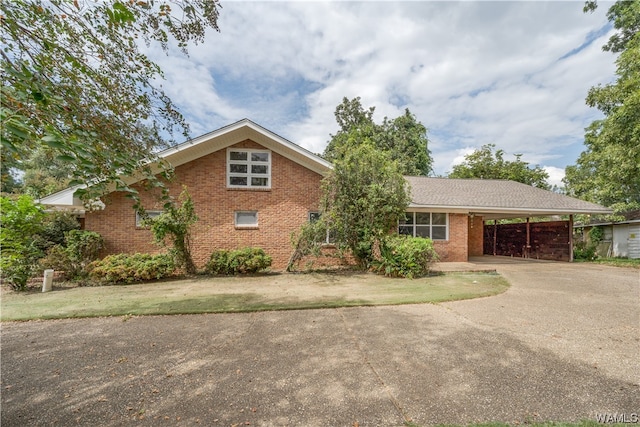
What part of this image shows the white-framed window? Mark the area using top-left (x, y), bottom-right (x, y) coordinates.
top-left (398, 212), bottom-right (448, 240)
top-left (235, 211), bottom-right (258, 228)
top-left (309, 211), bottom-right (335, 244)
top-left (136, 210), bottom-right (162, 227)
top-left (227, 148), bottom-right (271, 189)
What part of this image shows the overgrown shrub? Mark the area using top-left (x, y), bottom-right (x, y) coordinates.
top-left (372, 235), bottom-right (438, 279)
top-left (205, 248), bottom-right (272, 275)
top-left (34, 211), bottom-right (81, 252)
top-left (0, 195), bottom-right (45, 290)
top-left (588, 226), bottom-right (604, 244)
top-left (145, 187), bottom-right (198, 274)
top-left (88, 253), bottom-right (176, 284)
top-left (65, 230), bottom-right (104, 269)
top-left (39, 245), bottom-right (73, 276)
top-left (573, 241), bottom-right (598, 260)
top-left (39, 230), bottom-right (104, 279)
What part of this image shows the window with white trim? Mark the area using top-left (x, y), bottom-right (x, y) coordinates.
top-left (235, 211), bottom-right (258, 228)
top-left (398, 212), bottom-right (448, 240)
top-left (136, 210), bottom-right (162, 227)
top-left (309, 211), bottom-right (335, 244)
top-left (227, 149), bottom-right (271, 189)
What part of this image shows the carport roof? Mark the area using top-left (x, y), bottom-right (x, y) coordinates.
top-left (405, 177), bottom-right (613, 220)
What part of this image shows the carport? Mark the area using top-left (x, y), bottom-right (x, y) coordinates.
top-left (473, 199), bottom-right (612, 262)
top-left (405, 177), bottom-right (613, 262)
top-left (483, 217), bottom-right (572, 261)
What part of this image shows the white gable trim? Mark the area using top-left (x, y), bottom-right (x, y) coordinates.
top-left (38, 119), bottom-right (332, 208)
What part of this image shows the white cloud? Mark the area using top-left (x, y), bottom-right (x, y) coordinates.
top-left (146, 1), bottom-right (616, 176)
top-left (544, 166), bottom-right (567, 189)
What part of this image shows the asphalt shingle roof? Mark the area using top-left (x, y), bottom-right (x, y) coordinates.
top-left (405, 177), bottom-right (611, 215)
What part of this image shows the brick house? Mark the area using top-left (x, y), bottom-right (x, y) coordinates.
top-left (40, 119), bottom-right (612, 268)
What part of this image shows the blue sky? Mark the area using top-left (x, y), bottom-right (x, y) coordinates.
top-left (148, 1), bottom-right (617, 187)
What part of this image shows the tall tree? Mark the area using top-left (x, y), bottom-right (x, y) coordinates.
top-left (449, 144), bottom-right (551, 189)
top-left (1, 0), bottom-right (220, 202)
top-left (321, 142), bottom-right (410, 268)
top-left (323, 97), bottom-right (433, 176)
top-left (563, 0), bottom-right (640, 210)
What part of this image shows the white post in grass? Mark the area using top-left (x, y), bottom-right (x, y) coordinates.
top-left (42, 269), bottom-right (54, 292)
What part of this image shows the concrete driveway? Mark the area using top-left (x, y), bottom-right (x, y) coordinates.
top-left (1, 257), bottom-right (638, 426)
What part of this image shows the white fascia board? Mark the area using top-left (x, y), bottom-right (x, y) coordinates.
top-left (37, 185), bottom-right (85, 208)
top-left (158, 119), bottom-right (332, 175)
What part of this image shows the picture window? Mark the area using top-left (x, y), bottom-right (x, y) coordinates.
top-left (227, 149), bottom-right (271, 189)
top-left (399, 212), bottom-right (448, 240)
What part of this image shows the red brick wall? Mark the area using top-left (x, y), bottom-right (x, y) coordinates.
top-left (84, 139), bottom-right (323, 270)
top-left (433, 213), bottom-right (469, 262)
top-left (468, 215), bottom-right (484, 257)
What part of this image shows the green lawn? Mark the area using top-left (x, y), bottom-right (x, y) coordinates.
top-left (1, 271), bottom-right (509, 321)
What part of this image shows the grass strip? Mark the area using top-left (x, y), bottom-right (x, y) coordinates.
top-left (1, 272), bottom-right (509, 321)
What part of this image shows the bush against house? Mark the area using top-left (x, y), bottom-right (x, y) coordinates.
top-left (88, 253), bottom-right (176, 285)
top-left (372, 235), bottom-right (438, 278)
top-left (205, 248), bottom-right (272, 275)
top-left (40, 230), bottom-right (104, 280)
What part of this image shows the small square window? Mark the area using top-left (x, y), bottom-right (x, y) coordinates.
top-left (309, 212), bottom-right (322, 222)
top-left (432, 226), bottom-right (447, 240)
top-left (399, 226), bottom-right (413, 236)
top-left (251, 177), bottom-right (269, 187)
top-left (308, 211), bottom-right (334, 244)
top-left (432, 213), bottom-right (447, 225)
top-left (251, 152), bottom-right (269, 162)
top-left (416, 213), bottom-right (431, 225)
top-left (230, 151), bottom-right (248, 161)
top-left (230, 176), bottom-right (248, 186)
top-left (230, 164), bottom-right (248, 173)
top-left (136, 210), bottom-right (162, 227)
top-left (235, 211), bottom-right (258, 227)
top-left (399, 213), bottom-right (414, 225)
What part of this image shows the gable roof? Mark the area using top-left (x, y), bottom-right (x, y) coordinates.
top-left (39, 119), bottom-right (332, 209)
top-left (406, 176), bottom-right (613, 219)
top-left (158, 119), bottom-right (331, 174)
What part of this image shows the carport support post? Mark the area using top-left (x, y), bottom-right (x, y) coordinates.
top-left (569, 214), bottom-right (574, 262)
top-left (526, 217), bottom-right (531, 258)
top-left (493, 220), bottom-right (498, 256)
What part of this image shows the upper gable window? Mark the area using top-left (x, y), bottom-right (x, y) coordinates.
top-left (227, 149), bottom-right (271, 189)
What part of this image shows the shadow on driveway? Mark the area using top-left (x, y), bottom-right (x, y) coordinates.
top-left (2, 259), bottom-right (638, 426)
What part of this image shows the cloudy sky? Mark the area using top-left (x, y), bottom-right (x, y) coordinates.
top-left (149, 1), bottom-right (617, 186)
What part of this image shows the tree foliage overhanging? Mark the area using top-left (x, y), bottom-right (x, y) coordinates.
top-left (563, 0), bottom-right (640, 212)
top-left (0, 0), bottom-right (221, 201)
top-left (448, 144), bottom-right (551, 190)
top-left (323, 97), bottom-right (434, 176)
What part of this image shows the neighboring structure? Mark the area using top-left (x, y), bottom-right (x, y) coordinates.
top-left (39, 119), bottom-right (613, 268)
top-left (576, 211), bottom-right (640, 259)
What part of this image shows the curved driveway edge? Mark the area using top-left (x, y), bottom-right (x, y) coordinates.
top-left (2, 258), bottom-right (638, 426)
